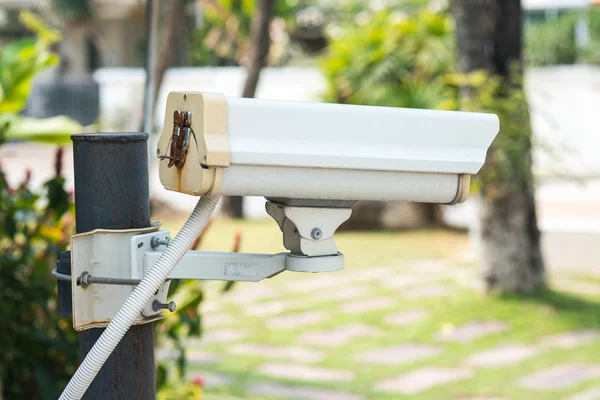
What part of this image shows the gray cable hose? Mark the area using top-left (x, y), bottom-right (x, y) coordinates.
top-left (59, 195), bottom-right (220, 400)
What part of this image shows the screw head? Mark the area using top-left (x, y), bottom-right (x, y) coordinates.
top-left (311, 227), bottom-right (323, 240)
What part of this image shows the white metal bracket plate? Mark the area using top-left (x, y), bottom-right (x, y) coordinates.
top-left (70, 226), bottom-right (168, 331)
top-left (130, 229), bottom-right (172, 317)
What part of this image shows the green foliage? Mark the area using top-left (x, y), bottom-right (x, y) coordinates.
top-left (320, 10), bottom-right (455, 110)
top-left (590, 7), bottom-right (600, 42)
top-left (0, 12), bottom-right (83, 145)
top-left (190, 0), bottom-right (298, 66)
top-left (50, 0), bottom-right (93, 22)
top-left (454, 69), bottom-right (533, 193)
top-left (0, 22), bottom-right (75, 399)
top-left (157, 378), bottom-right (202, 400)
top-left (581, 8), bottom-right (600, 64)
top-left (524, 9), bottom-right (600, 66)
top-left (0, 148), bottom-right (79, 399)
top-left (582, 40), bottom-right (600, 64)
top-left (0, 115), bottom-right (83, 144)
top-left (156, 278), bottom-right (205, 386)
top-left (525, 12), bottom-right (578, 66)
top-left (319, 0), bottom-right (435, 28)
top-left (0, 12), bottom-right (60, 114)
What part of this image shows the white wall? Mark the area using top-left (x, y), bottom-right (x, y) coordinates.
top-left (526, 66), bottom-right (600, 178)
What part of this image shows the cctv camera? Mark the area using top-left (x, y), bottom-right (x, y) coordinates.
top-left (156, 92), bottom-right (498, 268)
top-left (157, 92), bottom-right (499, 205)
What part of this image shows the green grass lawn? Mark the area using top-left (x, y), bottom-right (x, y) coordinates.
top-left (160, 217), bottom-right (600, 400)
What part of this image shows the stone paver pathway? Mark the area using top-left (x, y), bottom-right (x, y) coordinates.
top-left (344, 266), bottom-right (396, 282)
top-left (243, 300), bottom-right (292, 317)
top-left (567, 386), bottom-right (600, 400)
top-left (187, 349), bottom-right (220, 364)
top-left (401, 285), bottom-right (454, 299)
top-left (313, 286), bottom-right (370, 302)
top-left (380, 274), bottom-right (434, 289)
top-left (229, 343), bottom-right (324, 363)
top-left (199, 328), bottom-right (248, 344)
top-left (247, 382), bottom-right (364, 400)
top-left (223, 285), bottom-right (278, 302)
top-left (541, 329), bottom-right (600, 349)
top-left (188, 371), bottom-right (234, 388)
top-left (340, 297), bottom-right (395, 313)
top-left (288, 275), bottom-right (343, 292)
top-left (465, 344), bottom-right (540, 367)
top-left (267, 311), bottom-right (329, 330)
top-left (518, 364), bottom-right (600, 390)
top-left (355, 343), bottom-right (442, 366)
top-left (383, 309), bottom-right (430, 326)
top-left (299, 323), bottom-right (380, 346)
top-left (435, 321), bottom-right (508, 343)
top-left (375, 367), bottom-right (473, 394)
top-left (203, 313), bottom-right (235, 328)
top-left (257, 363), bottom-right (354, 382)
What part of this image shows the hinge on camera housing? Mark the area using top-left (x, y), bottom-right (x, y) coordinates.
top-left (166, 110), bottom-right (192, 168)
top-left (157, 92), bottom-right (230, 197)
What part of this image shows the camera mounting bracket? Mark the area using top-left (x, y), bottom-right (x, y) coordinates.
top-left (265, 200), bottom-right (352, 259)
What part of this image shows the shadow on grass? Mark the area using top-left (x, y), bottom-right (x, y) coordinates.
top-left (500, 288), bottom-right (600, 328)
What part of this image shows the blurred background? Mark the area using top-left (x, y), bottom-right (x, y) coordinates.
top-left (1, 0), bottom-right (600, 399)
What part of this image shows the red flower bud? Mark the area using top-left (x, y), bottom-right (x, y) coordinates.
top-left (192, 376), bottom-right (204, 387)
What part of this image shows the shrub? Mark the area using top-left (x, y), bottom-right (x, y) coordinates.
top-left (525, 13), bottom-right (578, 66)
top-left (0, 149), bottom-right (78, 399)
top-left (582, 8), bottom-right (600, 64)
top-left (320, 10), bottom-right (455, 109)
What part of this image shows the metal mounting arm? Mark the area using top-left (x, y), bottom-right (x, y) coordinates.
top-left (67, 206), bottom-right (350, 332)
top-left (145, 250), bottom-right (287, 282)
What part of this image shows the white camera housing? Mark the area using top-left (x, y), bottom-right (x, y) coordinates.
top-left (157, 92), bottom-right (499, 270)
top-left (157, 92), bottom-right (499, 204)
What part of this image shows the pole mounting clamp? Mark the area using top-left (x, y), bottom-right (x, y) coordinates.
top-left (70, 225), bottom-right (168, 331)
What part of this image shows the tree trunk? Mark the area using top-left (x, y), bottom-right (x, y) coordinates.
top-left (140, 0), bottom-right (189, 135)
top-left (153, 0), bottom-right (188, 110)
top-left (451, 0), bottom-right (545, 293)
top-left (241, 0), bottom-right (274, 98)
top-left (222, 0), bottom-right (274, 218)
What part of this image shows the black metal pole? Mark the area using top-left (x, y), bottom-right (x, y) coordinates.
top-left (57, 251), bottom-right (72, 318)
top-left (71, 132), bottom-right (155, 400)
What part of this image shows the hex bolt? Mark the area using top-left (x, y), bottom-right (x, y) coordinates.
top-left (311, 227), bottom-right (323, 240)
top-left (151, 236), bottom-right (170, 248)
top-left (153, 300), bottom-right (177, 312)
